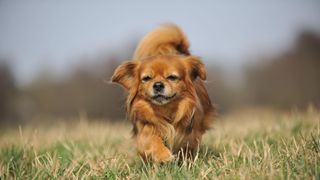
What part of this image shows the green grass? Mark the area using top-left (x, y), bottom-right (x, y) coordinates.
top-left (0, 108), bottom-right (319, 179)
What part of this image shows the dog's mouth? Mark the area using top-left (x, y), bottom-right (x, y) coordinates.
top-left (151, 93), bottom-right (176, 104)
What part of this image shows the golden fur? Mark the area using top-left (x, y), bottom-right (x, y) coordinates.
top-left (112, 24), bottom-right (215, 162)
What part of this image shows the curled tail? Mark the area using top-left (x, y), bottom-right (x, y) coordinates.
top-left (133, 23), bottom-right (190, 60)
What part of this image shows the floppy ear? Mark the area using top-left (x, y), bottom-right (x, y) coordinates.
top-left (111, 61), bottom-right (139, 90)
top-left (185, 56), bottom-right (207, 81)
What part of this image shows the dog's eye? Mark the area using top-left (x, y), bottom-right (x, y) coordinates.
top-left (167, 75), bottom-right (178, 81)
top-left (142, 76), bottom-right (152, 82)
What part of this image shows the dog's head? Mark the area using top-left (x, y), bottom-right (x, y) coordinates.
top-left (111, 55), bottom-right (206, 105)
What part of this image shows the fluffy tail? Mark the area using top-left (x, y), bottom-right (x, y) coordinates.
top-left (133, 23), bottom-right (190, 60)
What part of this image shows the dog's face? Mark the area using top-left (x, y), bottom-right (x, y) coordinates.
top-left (112, 55), bottom-right (206, 105)
top-left (139, 57), bottom-right (185, 105)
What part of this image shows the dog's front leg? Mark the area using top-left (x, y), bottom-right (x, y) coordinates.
top-left (173, 98), bottom-right (196, 127)
top-left (136, 123), bottom-right (174, 163)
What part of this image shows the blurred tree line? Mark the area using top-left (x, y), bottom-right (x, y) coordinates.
top-left (244, 31), bottom-right (320, 109)
top-left (0, 30), bottom-right (319, 123)
top-left (0, 62), bottom-right (18, 122)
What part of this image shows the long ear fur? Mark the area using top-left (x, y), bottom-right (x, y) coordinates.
top-left (111, 61), bottom-right (139, 90)
top-left (184, 56), bottom-right (207, 81)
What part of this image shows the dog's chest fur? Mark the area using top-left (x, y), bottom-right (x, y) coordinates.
top-left (152, 100), bottom-right (197, 152)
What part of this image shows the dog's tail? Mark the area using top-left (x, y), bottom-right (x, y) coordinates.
top-left (133, 23), bottom-right (190, 60)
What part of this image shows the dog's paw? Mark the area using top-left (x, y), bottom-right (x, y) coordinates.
top-left (154, 148), bottom-right (174, 163)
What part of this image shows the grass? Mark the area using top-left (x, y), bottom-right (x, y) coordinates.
top-left (0, 107), bottom-right (319, 179)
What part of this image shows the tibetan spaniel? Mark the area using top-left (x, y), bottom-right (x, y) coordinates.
top-left (111, 24), bottom-right (215, 162)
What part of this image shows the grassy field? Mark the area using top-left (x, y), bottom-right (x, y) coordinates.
top-left (0, 107), bottom-right (319, 179)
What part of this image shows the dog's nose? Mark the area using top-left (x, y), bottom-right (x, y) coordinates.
top-left (153, 82), bottom-right (164, 92)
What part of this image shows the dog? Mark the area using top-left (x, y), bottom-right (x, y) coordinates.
top-left (111, 24), bottom-right (215, 162)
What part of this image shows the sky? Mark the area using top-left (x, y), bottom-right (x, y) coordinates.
top-left (0, 1), bottom-right (320, 85)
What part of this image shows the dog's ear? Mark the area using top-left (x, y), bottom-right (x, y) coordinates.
top-left (184, 56), bottom-right (206, 81)
top-left (111, 61), bottom-right (139, 89)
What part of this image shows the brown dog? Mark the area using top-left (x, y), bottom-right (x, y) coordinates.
top-left (111, 24), bottom-right (215, 162)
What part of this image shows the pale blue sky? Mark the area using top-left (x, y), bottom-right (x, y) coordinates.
top-left (0, 1), bottom-right (320, 85)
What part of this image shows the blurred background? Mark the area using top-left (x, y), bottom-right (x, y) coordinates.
top-left (0, 1), bottom-right (320, 124)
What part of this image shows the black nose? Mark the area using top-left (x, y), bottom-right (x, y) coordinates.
top-left (153, 82), bottom-right (164, 92)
